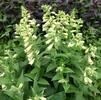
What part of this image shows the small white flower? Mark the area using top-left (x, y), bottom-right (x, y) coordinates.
top-left (2, 84), bottom-right (7, 90)
top-left (27, 99), bottom-right (32, 100)
top-left (85, 67), bottom-right (96, 77)
top-left (13, 54), bottom-right (18, 58)
top-left (18, 83), bottom-right (23, 89)
top-left (25, 45), bottom-right (32, 53)
top-left (88, 56), bottom-right (94, 65)
top-left (27, 52), bottom-right (34, 59)
top-left (84, 77), bottom-right (92, 84)
top-left (0, 72), bottom-right (5, 77)
top-left (55, 37), bottom-right (58, 43)
top-left (47, 43), bottom-right (54, 51)
top-left (32, 35), bottom-right (37, 39)
top-left (46, 39), bottom-right (52, 44)
top-left (68, 42), bottom-right (75, 48)
top-left (29, 59), bottom-right (35, 65)
top-left (85, 48), bottom-right (89, 53)
top-left (39, 97), bottom-right (46, 100)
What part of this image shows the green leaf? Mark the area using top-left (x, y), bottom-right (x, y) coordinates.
top-left (63, 67), bottom-right (74, 73)
top-left (0, 92), bottom-right (13, 100)
top-left (25, 68), bottom-right (39, 80)
top-left (4, 85), bottom-right (23, 100)
top-left (95, 72), bottom-right (101, 80)
top-left (38, 78), bottom-right (49, 85)
top-left (75, 92), bottom-right (85, 100)
top-left (47, 91), bottom-right (66, 100)
top-left (62, 83), bottom-right (70, 93)
top-left (17, 71), bottom-right (24, 85)
top-left (52, 73), bottom-right (63, 81)
top-left (65, 85), bottom-right (78, 93)
top-left (0, 77), bottom-right (12, 85)
top-left (46, 63), bottom-right (56, 72)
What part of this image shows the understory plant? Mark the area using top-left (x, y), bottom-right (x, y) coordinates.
top-left (0, 5), bottom-right (101, 100)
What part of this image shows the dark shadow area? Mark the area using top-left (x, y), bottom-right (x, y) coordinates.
top-left (0, 0), bottom-right (22, 42)
top-left (0, 0), bottom-right (101, 42)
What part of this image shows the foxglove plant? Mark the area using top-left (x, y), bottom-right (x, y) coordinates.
top-left (42, 5), bottom-right (98, 96)
top-left (0, 4), bottom-right (100, 100)
top-left (16, 6), bottom-right (39, 65)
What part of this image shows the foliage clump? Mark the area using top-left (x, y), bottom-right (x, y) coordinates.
top-left (16, 6), bottom-right (39, 65)
top-left (0, 4), bottom-right (101, 100)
